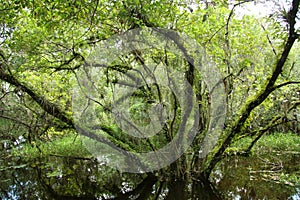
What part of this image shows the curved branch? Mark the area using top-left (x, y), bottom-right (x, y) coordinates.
top-left (245, 100), bottom-right (300, 154)
top-left (204, 0), bottom-right (300, 177)
top-left (272, 81), bottom-right (300, 90)
top-left (0, 66), bottom-right (74, 128)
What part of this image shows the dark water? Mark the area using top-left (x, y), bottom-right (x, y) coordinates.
top-left (0, 153), bottom-right (299, 200)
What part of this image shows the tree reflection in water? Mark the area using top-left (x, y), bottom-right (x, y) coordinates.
top-left (0, 154), bottom-right (299, 199)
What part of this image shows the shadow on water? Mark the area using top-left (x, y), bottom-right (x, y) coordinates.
top-left (0, 153), bottom-right (299, 199)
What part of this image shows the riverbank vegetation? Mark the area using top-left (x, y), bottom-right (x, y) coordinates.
top-left (1, 0), bottom-right (299, 199)
top-left (12, 131), bottom-right (300, 161)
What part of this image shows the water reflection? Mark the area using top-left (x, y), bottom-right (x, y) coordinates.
top-left (0, 154), bottom-right (299, 199)
top-left (212, 154), bottom-right (300, 200)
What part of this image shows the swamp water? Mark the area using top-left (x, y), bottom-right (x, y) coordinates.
top-left (0, 153), bottom-right (299, 199)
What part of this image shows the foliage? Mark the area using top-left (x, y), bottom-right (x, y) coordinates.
top-left (227, 132), bottom-right (300, 155)
top-left (12, 133), bottom-right (91, 161)
top-left (253, 132), bottom-right (300, 152)
top-left (0, 0), bottom-right (299, 185)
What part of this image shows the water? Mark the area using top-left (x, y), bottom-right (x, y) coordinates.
top-left (0, 153), bottom-right (299, 199)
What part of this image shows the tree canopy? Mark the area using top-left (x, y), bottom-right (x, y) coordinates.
top-left (1, 0), bottom-right (299, 183)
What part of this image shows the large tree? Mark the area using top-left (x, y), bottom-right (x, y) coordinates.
top-left (0, 0), bottom-right (299, 184)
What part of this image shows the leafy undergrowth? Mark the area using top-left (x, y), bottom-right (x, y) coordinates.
top-left (12, 134), bottom-right (92, 161)
top-left (13, 132), bottom-right (300, 162)
top-left (227, 132), bottom-right (300, 155)
top-left (253, 132), bottom-right (300, 153)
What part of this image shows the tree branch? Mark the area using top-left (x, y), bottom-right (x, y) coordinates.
top-left (245, 100), bottom-right (300, 154)
top-left (0, 66), bottom-right (74, 128)
top-left (261, 24), bottom-right (277, 55)
top-left (271, 81), bottom-right (300, 90)
top-left (204, 0), bottom-right (300, 177)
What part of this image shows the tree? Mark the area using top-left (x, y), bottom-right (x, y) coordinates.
top-left (0, 0), bottom-right (299, 187)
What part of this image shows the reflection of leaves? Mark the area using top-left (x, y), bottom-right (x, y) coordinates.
top-left (260, 173), bottom-right (300, 187)
top-left (13, 164), bottom-right (27, 169)
top-left (0, 164), bottom-right (27, 171)
top-left (46, 170), bottom-right (62, 178)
